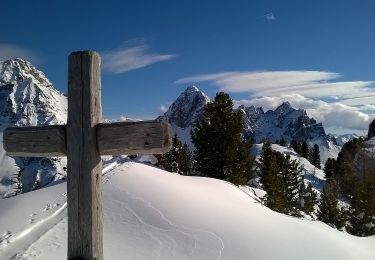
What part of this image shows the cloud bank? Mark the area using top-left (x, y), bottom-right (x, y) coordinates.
top-left (176, 70), bottom-right (375, 106)
top-left (102, 44), bottom-right (177, 74)
top-left (176, 70), bottom-right (375, 134)
top-left (235, 94), bottom-right (374, 133)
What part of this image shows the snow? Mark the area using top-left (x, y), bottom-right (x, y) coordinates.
top-left (251, 143), bottom-right (326, 195)
top-left (0, 161), bottom-right (374, 260)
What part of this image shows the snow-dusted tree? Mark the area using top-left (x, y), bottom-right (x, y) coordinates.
top-left (14, 170), bottom-right (23, 195)
top-left (192, 92), bottom-right (253, 185)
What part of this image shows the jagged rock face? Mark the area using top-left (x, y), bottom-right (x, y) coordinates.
top-left (0, 59), bottom-right (67, 129)
top-left (237, 101), bottom-right (328, 144)
top-left (0, 59), bottom-right (67, 197)
top-left (161, 85), bottom-right (210, 129)
top-left (162, 87), bottom-right (334, 152)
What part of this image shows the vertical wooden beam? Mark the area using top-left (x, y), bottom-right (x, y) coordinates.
top-left (67, 51), bottom-right (103, 260)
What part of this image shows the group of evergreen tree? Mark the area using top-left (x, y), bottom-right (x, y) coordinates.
top-left (157, 134), bottom-right (192, 175)
top-left (290, 140), bottom-right (321, 168)
top-left (159, 92), bottom-right (254, 186)
top-left (259, 141), bottom-right (317, 217)
top-left (158, 91), bottom-right (375, 237)
top-left (320, 134), bottom-right (375, 236)
top-left (191, 92), bottom-right (254, 185)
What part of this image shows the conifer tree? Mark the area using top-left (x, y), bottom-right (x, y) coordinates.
top-left (279, 137), bottom-right (287, 147)
top-left (159, 134), bottom-right (191, 175)
top-left (191, 92), bottom-right (253, 185)
top-left (347, 174), bottom-right (375, 236)
top-left (301, 141), bottom-right (309, 159)
top-left (368, 118), bottom-right (375, 139)
top-left (301, 183), bottom-right (318, 215)
top-left (324, 158), bottom-right (336, 181)
top-left (317, 182), bottom-right (346, 229)
top-left (260, 142), bottom-right (303, 216)
top-left (281, 154), bottom-right (304, 216)
top-left (291, 139), bottom-right (302, 154)
top-left (311, 144), bottom-right (321, 168)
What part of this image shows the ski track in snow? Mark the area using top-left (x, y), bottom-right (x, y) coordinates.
top-left (119, 186), bottom-right (225, 260)
top-left (1, 160), bottom-right (225, 260)
top-left (0, 158), bottom-right (123, 259)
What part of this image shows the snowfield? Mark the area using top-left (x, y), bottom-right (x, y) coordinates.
top-left (0, 161), bottom-right (374, 260)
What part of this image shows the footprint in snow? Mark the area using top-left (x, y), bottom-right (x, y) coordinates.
top-left (43, 204), bottom-right (51, 211)
top-left (0, 231), bottom-right (12, 244)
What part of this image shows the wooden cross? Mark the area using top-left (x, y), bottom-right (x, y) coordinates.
top-left (3, 51), bottom-right (172, 260)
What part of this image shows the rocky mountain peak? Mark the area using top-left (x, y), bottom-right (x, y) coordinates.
top-left (0, 59), bottom-right (68, 197)
top-left (0, 59), bottom-right (67, 129)
top-left (161, 85), bottom-right (210, 129)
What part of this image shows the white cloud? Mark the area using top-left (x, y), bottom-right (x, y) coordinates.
top-left (264, 13), bottom-right (276, 21)
top-left (235, 94), bottom-right (374, 133)
top-left (175, 70), bottom-right (375, 106)
top-left (102, 43), bottom-right (177, 74)
top-left (0, 43), bottom-right (40, 63)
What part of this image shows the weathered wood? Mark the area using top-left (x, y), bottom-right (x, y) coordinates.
top-left (3, 120), bottom-right (172, 157)
top-left (97, 120), bottom-right (172, 155)
top-left (3, 125), bottom-right (66, 157)
top-left (67, 51), bottom-right (103, 260)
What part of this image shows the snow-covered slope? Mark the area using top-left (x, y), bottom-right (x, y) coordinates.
top-left (0, 59), bottom-right (67, 198)
top-left (328, 133), bottom-right (360, 147)
top-left (0, 161), bottom-right (373, 260)
top-left (252, 143), bottom-right (326, 192)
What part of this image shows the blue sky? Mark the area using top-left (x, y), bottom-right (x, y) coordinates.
top-left (1, 0), bottom-right (375, 134)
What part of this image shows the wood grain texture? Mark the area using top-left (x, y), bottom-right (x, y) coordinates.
top-left (3, 125), bottom-right (66, 157)
top-left (97, 120), bottom-right (172, 155)
top-left (67, 51), bottom-right (103, 260)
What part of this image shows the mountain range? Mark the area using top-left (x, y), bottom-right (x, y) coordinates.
top-left (159, 85), bottom-right (354, 162)
top-left (0, 59), bottom-right (357, 197)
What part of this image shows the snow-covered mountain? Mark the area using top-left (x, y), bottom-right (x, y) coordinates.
top-left (159, 85), bottom-right (210, 149)
top-left (161, 86), bottom-right (341, 161)
top-left (0, 59), bottom-right (67, 198)
top-left (328, 133), bottom-right (360, 147)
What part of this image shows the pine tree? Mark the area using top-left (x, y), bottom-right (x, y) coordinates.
top-left (368, 118), bottom-right (375, 139)
top-left (281, 154), bottom-right (303, 216)
top-left (290, 139), bottom-right (302, 154)
top-left (301, 141), bottom-right (309, 159)
top-left (159, 134), bottom-right (191, 175)
top-left (12, 169), bottom-right (23, 195)
top-left (317, 182), bottom-right (346, 230)
top-left (347, 173), bottom-right (375, 236)
top-left (260, 143), bottom-right (303, 216)
top-left (324, 158), bottom-right (336, 181)
top-left (279, 137), bottom-right (287, 147)
top-left (301, 183), bottom-right (318, 215)
top-left (311, 144), bottom-right (321, 168)
top-left (191, 92), bottom-right (253, 185)
top-left (261, 151), bottom-right (287, 212)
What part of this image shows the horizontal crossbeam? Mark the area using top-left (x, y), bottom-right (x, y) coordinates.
top-left (3, 120), bottom-right (172, 157)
